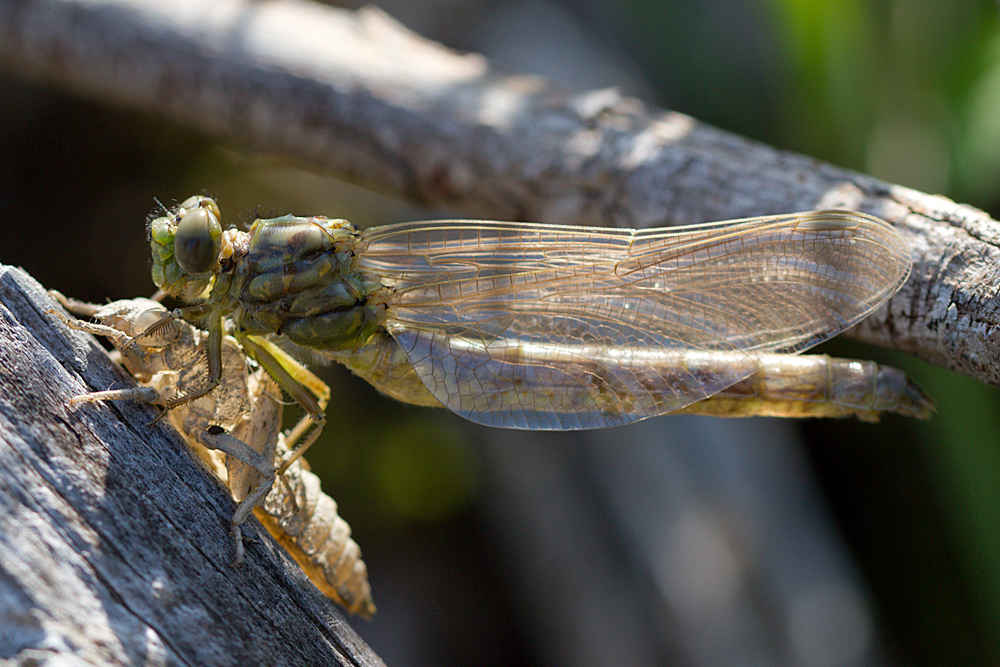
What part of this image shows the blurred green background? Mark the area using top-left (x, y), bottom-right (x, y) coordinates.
top-left (2, 0), bottom-right (1000, 665)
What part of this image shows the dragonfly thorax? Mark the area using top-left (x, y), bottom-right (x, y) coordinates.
top-left (151, 197), bottom-right (388, 351)
top-left (223, 214), bottom-right (387, 350)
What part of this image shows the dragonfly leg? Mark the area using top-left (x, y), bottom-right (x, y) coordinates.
top-left (47, 305), bottom-right (166, 406)
top-left (69, 386), bottom-right (162, 405)
top-left (239, 335), bottom-right (330, 476)
top-left (193, 423), bottom-right (277, 567)
top-left (49, 290), bottom-right (102, 318)
top-left (158, 313), bottom-right (224, 409)
top-left (48, 306), bottom-right (135, 351)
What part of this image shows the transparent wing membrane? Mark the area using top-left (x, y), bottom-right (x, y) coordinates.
top-left (355, 212), bottom-right (912, 428)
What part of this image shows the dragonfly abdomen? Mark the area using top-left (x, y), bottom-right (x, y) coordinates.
top-left (682, 353), bottom-right (933, 421)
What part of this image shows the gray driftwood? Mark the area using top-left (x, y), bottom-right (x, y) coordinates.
top-left (2, 0), bottom-right (999, 387)
top-left (0, 264), bottom-right (384, 666)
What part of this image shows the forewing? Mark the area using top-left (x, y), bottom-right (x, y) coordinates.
top-left (354, 211), bottom-right (911, 429)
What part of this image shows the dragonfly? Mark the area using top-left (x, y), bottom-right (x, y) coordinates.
top-left (50, 294), bottom-right (376, 617)
top-left (146, 196), bottom-right (931, 460)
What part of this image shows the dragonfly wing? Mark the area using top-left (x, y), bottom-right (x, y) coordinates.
top-left (385, 323), bottom-right (761, 429)
top-left (357, 211), bottom-right (911, 429)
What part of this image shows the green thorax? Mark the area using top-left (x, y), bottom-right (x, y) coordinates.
top-left (150, 199), bottom-right (387, 352)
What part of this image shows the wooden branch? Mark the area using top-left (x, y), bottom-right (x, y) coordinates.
top-left (2, 0), bottom-right (999, 388)
top-left (0, 265), bottom-right (384, 666)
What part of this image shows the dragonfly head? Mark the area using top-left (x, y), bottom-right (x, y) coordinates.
top-left (149, 195), bottom-right (224, 299)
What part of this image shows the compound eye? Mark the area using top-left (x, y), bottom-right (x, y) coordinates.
top-left (174, 207), bottom-right (222, 275)
top-left (179, 195), bottom-right (222, 223)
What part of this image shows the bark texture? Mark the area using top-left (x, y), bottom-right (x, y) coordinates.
top-left (0, 265), bottom-right (384, 666)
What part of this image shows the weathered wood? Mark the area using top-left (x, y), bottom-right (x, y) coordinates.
top-left (0, 264), bottom-right (384, 666)
top-left (2, 0), bottom-right (999, 390)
